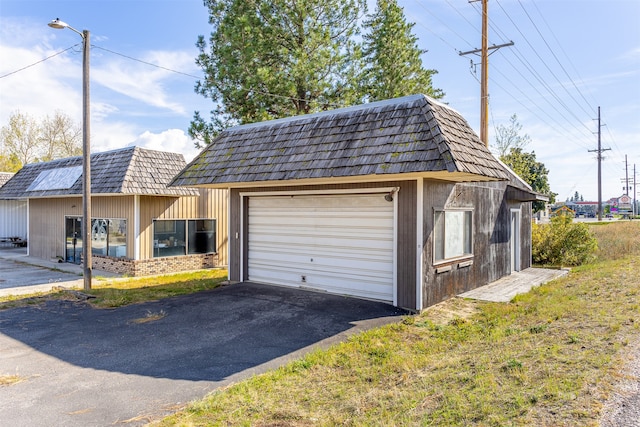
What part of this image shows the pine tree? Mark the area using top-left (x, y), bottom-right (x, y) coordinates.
top-left (361, 0), bottom-right (443, 101)
top-left (190, 0), bottom-right (365, 146)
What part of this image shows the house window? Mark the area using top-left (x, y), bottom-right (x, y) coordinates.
top-left (434, 210), bottom-right (473, 262)
top-left (90, 218), bottom-right (127, 258)
top-left (153, 219), bottom-right (216, 257)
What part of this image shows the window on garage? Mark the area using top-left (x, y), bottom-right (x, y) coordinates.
top-left (434, 209), bottom-right (473, 262)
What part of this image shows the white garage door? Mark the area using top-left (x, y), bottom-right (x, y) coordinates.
top-left (247, 193), bottom-right (395, 302)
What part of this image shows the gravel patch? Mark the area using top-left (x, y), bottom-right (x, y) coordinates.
top-left (600, 337), bottom-right (640, 427)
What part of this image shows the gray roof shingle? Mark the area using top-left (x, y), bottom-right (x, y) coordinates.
top-left (0, 146), bottom-right (199, 199)
top-left (171, 94), bottom-right (512, 188)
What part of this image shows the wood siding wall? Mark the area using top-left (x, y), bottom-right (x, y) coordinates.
top-left (421, 180), bottom-right (530, 309)
top-left (28, 196), bottom-right (135, 260)
top-left (27, 189), bottom-right (228, 266)
top-left (138, 188), bottom-right (228, 265)
top-left (229, 181), bottom-right (417, 309)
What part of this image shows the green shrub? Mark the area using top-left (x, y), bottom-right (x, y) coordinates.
top-left (532, 215), bottom-right (597, 266)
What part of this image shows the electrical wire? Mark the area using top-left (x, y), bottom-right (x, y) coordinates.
top-left (413, 0), bottom-right (475, 53)
top-left (516, 0), bottom-right (594, 118)
top-left (92, 45), bottom-right (203, 80)
top-left (0, 44), bottom-right (81, 79)
top-left (493, 0), bottom-right (593, 134)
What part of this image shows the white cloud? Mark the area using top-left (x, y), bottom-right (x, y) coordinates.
top-left (128, 129), bottom-right (201, 162)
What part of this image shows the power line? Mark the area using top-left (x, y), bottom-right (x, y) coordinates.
top-left (92, 45), bottom-right (203, 80)
top-left (516, 0), bottom-right (594, 118)
top-left (493, 0), bottom-right (593, 135)
top-left (413, 0), bottom-right (475, 53)
top-left (0, 44), bottom-right (81, 79)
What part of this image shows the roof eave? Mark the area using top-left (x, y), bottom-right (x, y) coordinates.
top-left (173, 171), bottom-right (506, 190)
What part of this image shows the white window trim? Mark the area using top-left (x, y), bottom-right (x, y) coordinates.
top-left (433, 207), bottom-right (474, 266)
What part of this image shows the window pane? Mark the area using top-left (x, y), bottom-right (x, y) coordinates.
top-left (434, 211), bottom-right (445, 261)
top-left (444, 211), bottom-right (465, 259)
top-left (434, 210), bottom-right (473, 262)
top-left (153, 220), bottom-right (186, 257)
top-left (91, 219), bottom-right (109, 256)
top-left (108, 219), bottom-right (127, 258)
top-left (464, 211), bottom-right (472, 254)
top-left (188, 219), bottom-right (216, 254)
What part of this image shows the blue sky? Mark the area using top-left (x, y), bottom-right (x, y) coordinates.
top-left (1, 0), bottom-right (639, 202)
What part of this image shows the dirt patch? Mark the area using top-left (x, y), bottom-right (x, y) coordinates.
top-left (422, 297), bottom-right (482, 325)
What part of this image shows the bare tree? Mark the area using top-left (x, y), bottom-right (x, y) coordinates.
top-left (493, 113), bottom-right (531, 157)
top-left (41, 110), bottom-right (82, 161)
top-left (0, 110), bottom-right (82, 170)
top-left (0, 111), bottom-right (41, 167)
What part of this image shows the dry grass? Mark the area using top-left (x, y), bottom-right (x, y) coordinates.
top-left (0, 269), bottom-right (229, 310)
top-left (589, 221), bottom-right (640, 261)
top-left (131, 310), bottom-right (167, 324)
top-left (0, 375), bottom-right (23, 386)
top-left (156, 222), bottom-right (640, 427)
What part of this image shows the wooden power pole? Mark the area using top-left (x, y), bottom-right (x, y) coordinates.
top-left (459, 0), bottom-right (513, 146)
top-left (588, 107), bottom-right (610, 221)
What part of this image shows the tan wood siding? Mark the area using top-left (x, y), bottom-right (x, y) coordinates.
top-left (28, 196), bottom-right (135, 260)
top-left (229, 181), bottom-right (416, 309)
top-left (138, 189), bottom-right (228, 264)
top-left (27, 189), bottom-right (228, 266)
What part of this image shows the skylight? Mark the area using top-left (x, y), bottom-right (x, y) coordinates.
top-left (27, 166), bottom-right (83, 191)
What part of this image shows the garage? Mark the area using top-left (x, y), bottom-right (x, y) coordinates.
top-left (246, 192), bottom-right (396, 302)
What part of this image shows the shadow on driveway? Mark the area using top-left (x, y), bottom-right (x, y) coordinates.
top-left (0, 282), bottom-right (406, 426)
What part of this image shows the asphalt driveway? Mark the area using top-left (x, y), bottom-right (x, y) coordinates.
top-left (0, 281), bottom-right (406, 426)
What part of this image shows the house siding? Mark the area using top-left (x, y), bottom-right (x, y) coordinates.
top-left (134, 188), bottom-right (228, 265)
top-left (422, 180), bottom-right (529, 308)
top-left (0, 200), bottom-right (27, 241)
top-left (228, 180), bottom-right (417, 309)
top-left (26, 188), bottom-right (228, 271)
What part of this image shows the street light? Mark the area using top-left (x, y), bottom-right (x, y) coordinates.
top-left (48, 18), bottom-right (92, 290)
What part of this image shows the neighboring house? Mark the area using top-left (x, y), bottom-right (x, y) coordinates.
top-left (0, 146), bottom-right (228, 276)
top-left (0, 172), bottom-right (28, 244)
top-left (172, 94), bottom-right (544, 311)
top-left (551, 205), bottom-right (575, 217)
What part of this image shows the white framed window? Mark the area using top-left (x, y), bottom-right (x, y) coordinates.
top-left (434, 209), bottom-right (473, 263)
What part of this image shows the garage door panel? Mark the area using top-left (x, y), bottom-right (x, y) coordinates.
top-left (249, 235), bottom-right (393, 253)
top-left (247, 193), bottom-right (395, 302)
top-left (249, 249), bottom-right (394, 273)
top-left (249, 263), bottom-right (393, 301)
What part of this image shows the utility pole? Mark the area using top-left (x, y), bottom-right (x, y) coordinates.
top-left (588, 107), bottom-right (610, 221)
top-left (625, 155), bottom-right (629, 196)
top-left (634, 164), bottom-right (637, 216)
top-left (459, 0), bottom-right (513, 146)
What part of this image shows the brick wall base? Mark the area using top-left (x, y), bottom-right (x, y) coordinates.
top-left (93, 253), bottom-right (219, 277)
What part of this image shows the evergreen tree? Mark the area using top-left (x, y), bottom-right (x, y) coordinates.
top-left (190, 0), bottom-right (365, 146)
top-left (361, 0), bottom-right (443, 101)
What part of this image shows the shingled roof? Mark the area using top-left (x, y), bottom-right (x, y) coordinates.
top-left (172, 94), bottom-right (512, 189)
top-left (0, 146), bottom-right (199, 199)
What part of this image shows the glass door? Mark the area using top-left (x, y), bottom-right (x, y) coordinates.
top-left (65, 217), bottom-right (83, 264)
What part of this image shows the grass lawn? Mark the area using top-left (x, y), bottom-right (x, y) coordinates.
top-left (1, 222), bottom-right (638, 425)
top-left (153, 221), bottom-right (640, 426)
top-left (0, 269), bottom-right (229, 310)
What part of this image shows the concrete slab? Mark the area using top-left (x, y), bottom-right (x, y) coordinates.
top-left (458, 267), bottom-right (569, 302)
top-left (0, 247), bottom-right (121, 297)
